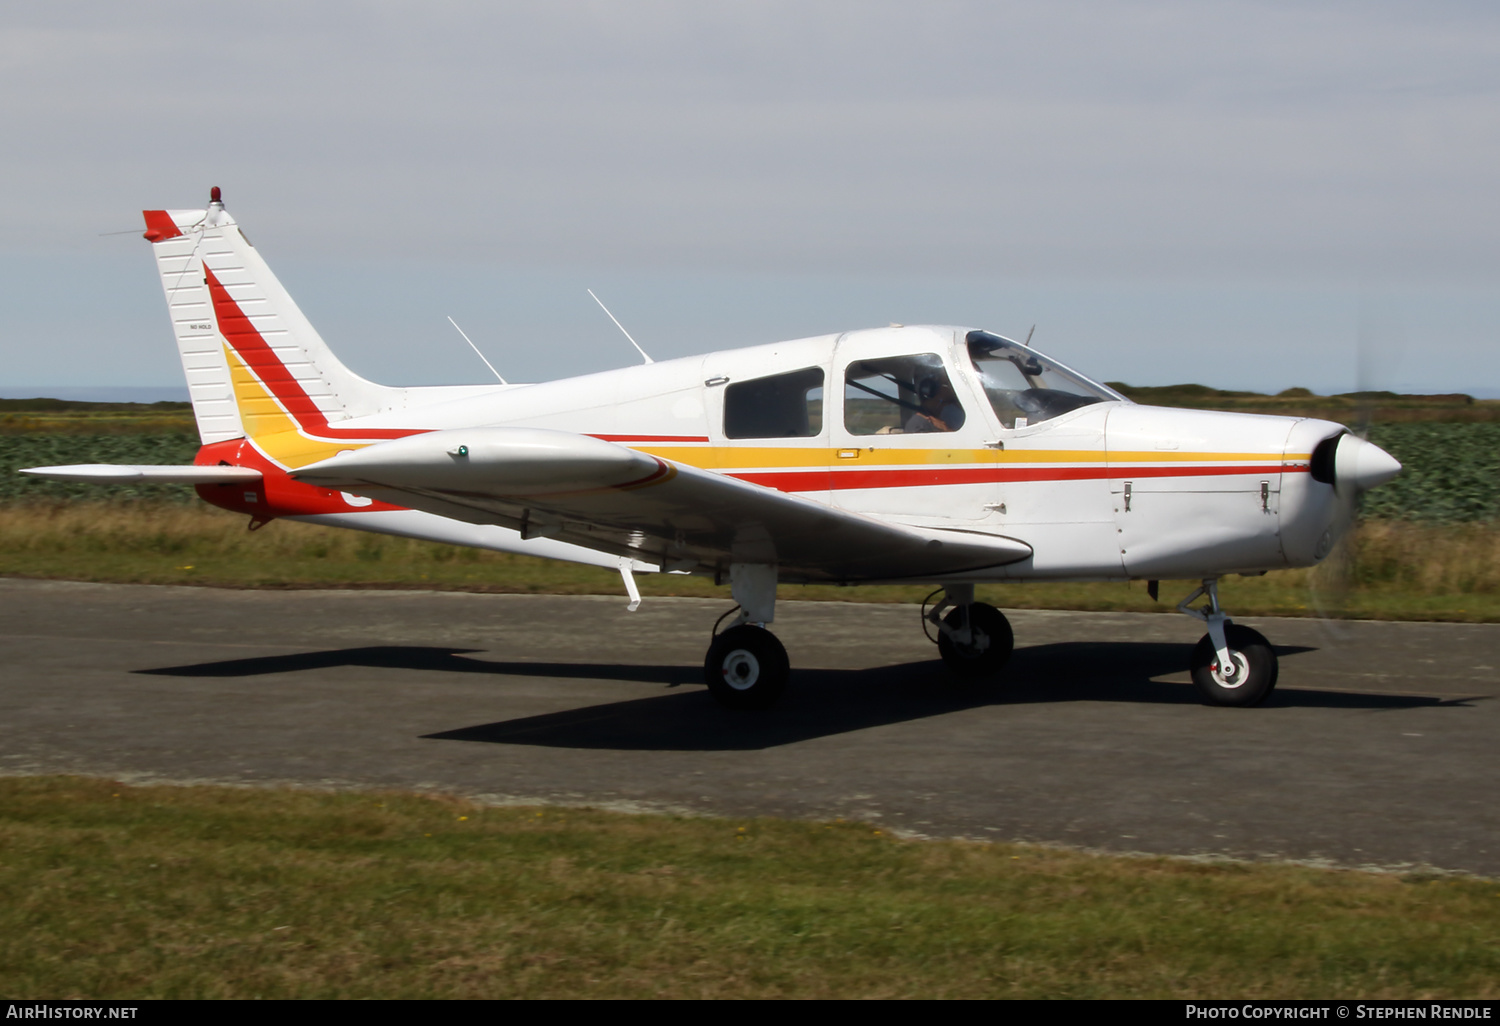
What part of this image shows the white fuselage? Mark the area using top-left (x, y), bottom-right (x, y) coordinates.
top-left (309, 325), bottom-right (1348, 583)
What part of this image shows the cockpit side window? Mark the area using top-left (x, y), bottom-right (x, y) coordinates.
top-left (844, 354), bottom-right (966, 436)
top-left (966, 330), bottom-right (1123, 429)
top-left (723, 366), bottom-right (825, 439)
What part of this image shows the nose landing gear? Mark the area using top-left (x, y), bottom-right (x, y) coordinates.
top-left (1178, 578), bottom-right (1279, 707)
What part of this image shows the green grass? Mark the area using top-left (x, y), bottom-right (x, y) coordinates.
top-left (2, 776), bottom-right (1497, 999)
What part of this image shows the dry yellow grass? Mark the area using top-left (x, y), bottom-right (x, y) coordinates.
top-left (0, 501), bottom-right (1496, 620)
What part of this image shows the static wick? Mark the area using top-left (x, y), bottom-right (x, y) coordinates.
top-left (447, 316), bottom-right (507, 384)
top-left (588, 289), bottom-right (653, 365)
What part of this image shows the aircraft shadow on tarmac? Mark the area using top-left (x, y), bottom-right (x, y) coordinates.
top-left (137, 645), bottom-right (702, 685)
top-left (137, 641), bottom-right (1476, 752)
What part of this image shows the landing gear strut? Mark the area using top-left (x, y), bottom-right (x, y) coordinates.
top-left (703, 563), bottom-right (789, 710)
top-left (924, 584), bottom-right (1014, 679)
top-left (1178, 578), bottom-right (1278, 707)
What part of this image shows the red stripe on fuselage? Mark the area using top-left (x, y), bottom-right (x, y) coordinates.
top-left (733, 463), bottom-right (1303, 493)
top-left (204, 266), bottom-right (420, 441)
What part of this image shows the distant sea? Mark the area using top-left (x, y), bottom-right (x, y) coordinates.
top-left (0, 386), bottom-right (190, 403)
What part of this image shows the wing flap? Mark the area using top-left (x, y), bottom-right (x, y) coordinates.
top-left (290, 428), bottom-right (1031, 582)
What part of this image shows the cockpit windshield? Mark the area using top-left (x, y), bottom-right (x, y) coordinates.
top-left (965, 330), bottom-right (1126, 430)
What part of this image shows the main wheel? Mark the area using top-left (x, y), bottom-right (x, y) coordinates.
top-left (1190, 624), bottom-right (1278, 707)
top-left (937, 602), bottom-right (1014, 678)
top-left (704, 625), bottom-right (790, 710)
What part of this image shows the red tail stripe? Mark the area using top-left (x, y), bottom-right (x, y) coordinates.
top-left (142, 210), bottom-right (182, 242)
top-left (205, 266), bottom-right (421, 441)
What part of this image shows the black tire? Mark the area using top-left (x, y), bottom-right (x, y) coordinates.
top-left (1190, 624), bottom-right (1278, 707)
top-left (937, 602), bottom-right (1014, 678)
top-left (704, 625), bottom-right (790, 710)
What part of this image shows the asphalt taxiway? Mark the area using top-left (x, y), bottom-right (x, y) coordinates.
top-left (1, 578), bottom-right (1495, 874)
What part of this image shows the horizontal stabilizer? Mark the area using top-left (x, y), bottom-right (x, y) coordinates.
top-left (19, 464), bottom-right (263, 484)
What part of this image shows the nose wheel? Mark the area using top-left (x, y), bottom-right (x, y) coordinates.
top-left (1189, 623), bottom-right (1278, 706)
top-left (1178, 579), bottom-right (1279, 707)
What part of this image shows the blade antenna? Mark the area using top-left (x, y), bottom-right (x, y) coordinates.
top-left (447, 316), bottom-right (508, 385)
top-left (588, 289), bottom-right (653, 364)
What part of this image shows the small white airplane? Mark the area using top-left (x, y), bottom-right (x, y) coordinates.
top-left (24, 189), bottom-right (1403, 710)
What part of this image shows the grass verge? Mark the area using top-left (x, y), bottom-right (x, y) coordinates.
top-left (0, 502), bottom-right (1497, 621)
top-left (2, 776), bottom-right (1498, 999)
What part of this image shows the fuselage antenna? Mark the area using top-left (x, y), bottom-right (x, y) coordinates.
top-left (1024, 324), bottom-right (1036, 347)
top-left (447, 316), bottom-right (508, 385)
top-left (588, 289), bottom-right (653, 364)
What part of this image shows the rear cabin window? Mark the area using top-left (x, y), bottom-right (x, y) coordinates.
top-left (723, 367), bottom-right (825, 439)
top-left (844, 354), bottom-right (966, 435)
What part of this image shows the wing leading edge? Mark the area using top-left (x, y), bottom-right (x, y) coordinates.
top-left (289, 427), bottom-right (1031, 583)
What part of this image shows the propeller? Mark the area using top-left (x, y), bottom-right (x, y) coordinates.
top-left (1307, 293), bottom-right (1407, 624)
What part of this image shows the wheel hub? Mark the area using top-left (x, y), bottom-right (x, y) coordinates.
top-left (953, 628), bottom-right (990, 658)
top-left (1210, 650), bottom-right (1250, 688)
top-left (721, 648), bottom-right (761, 690)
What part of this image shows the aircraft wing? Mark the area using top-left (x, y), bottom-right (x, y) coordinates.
top-left (289, 427), bottom-right (1031, 582)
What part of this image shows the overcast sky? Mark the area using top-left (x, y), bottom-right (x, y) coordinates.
top-left (3, 1), bottom-right (1499, 397)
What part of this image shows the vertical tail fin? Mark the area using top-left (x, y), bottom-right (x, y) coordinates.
top-left (144, 190), bottom-right (399, 447)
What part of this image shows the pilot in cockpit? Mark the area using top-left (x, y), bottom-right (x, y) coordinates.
top-left (904, 377), bottom-right (966, 433)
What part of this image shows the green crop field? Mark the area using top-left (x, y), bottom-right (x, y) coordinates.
top-left (1362, 423), bottom-right (1500, 522)
top-left (0, 433), bottom-right (200, 503)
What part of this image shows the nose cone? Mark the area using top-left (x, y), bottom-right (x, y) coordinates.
top-left (1335, 434), bottom-right (1402, 493)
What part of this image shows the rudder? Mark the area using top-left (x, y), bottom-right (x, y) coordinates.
top-left (143, 189), bottom-right (399, 447)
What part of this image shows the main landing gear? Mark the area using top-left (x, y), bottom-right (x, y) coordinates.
top-left (1177, 578), bottom-right (1279, 707)
top-left (704, 623), bottom-right (789, 710)
top-left (923, 584), bottom-right (1014, 681)
top-left (702, 570), bottom-right (1017, 710)
top-left (703, 564), bottom-right (789, 710)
